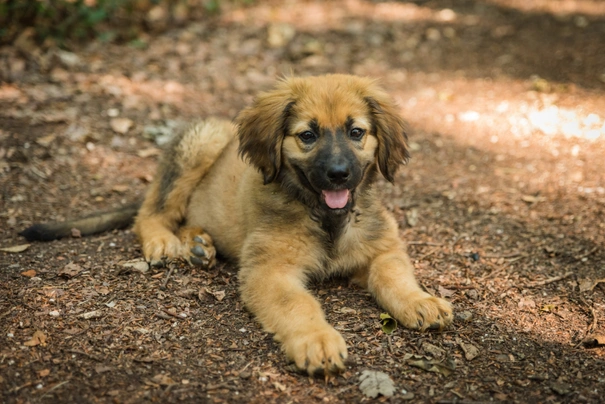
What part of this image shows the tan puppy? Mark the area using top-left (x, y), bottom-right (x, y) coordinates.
top-left (134, 75), bottom-right (452, 374)
top-left (22, 75), bottom-right (453, 375)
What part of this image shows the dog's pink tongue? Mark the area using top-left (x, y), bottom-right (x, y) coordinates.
top-left (322, 189), bottom-right (350, 209)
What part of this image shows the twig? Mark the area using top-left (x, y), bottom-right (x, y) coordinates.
top-left (67, 349), bottom-right (103, 362)
top-left (528, 271), bottom-right (574, 288)
top-left (160, 264), bottom-right (176, 290)
top-left (483, 251), bottom-right (523, 259)
top-left (575, 247), bottom-right (598, 261)
top-left (588, 305), bottom-right (598, 334)
top-left (418, 248), bottom-right (439, 261)
top-left (387, 335), bottom-right (394, 354)
top-left (408, 241), bottom-right (443, 246)
top-left (155, 312), bottom-right (173, 320)
top-left (39, 380), bottom-right (70, 399)
top-left (162, 309), bottom-right (183, 319)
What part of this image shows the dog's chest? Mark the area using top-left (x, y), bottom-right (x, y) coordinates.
top-left (318, 214), bottom-right (377, 273)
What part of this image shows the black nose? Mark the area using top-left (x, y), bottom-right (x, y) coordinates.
top-left (327, 163), bottom-right (350, 184)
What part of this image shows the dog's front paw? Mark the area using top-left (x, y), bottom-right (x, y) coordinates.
top-left (393, 291), bottom-right (453, 331)
top-left (281, 326), bottom-right (348, 376)
top-left (142, 232), bottom-right (182, 263)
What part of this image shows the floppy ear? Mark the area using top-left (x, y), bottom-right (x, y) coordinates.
top-left (365, 94), bottom-right (410, 183)
top-left (237, 89), bottom-right (295, 184)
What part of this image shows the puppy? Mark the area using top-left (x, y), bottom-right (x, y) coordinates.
top-left (23, 75), bottom-right (453, 375)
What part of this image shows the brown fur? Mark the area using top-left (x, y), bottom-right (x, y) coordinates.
top-left (41, 75), bottom-right (453, 375)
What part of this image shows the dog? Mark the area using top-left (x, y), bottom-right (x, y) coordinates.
top-left (21, 74), bottom-right (453, 375)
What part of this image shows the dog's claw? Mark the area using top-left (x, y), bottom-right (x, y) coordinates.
top-left (194, 236), bottom-right (208, 246)
top-left (150, 259), bottom-right (165, 268)
top-left (190, 256), bottom-right (206, 266)
top-left (190, 245), bottom-right (206, 257)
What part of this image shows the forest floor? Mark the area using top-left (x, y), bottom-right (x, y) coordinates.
top-left (1, 0), bottom-right (605, 402)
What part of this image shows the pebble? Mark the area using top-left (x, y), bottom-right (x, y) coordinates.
top-left (456, 311), bottom-right (473, 322)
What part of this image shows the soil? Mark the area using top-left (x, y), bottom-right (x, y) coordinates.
top-left (1, 0), bottom-right (605, 403)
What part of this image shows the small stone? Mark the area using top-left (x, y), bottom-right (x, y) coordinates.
top-left (465, 289), bottom-right (479, 300)
top-left (110, 118), bottom-right (133, 134)
top-left (49, 310), bottom-right (60, 317)
top-left (551, 381), bottom-right (572, 395)
top-left (455, 311), bottom-right (473, 322)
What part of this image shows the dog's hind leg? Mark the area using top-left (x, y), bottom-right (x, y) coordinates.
top-left (134, 119), bottom-right (235, 265)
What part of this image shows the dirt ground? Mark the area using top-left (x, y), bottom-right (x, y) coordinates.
top-left (1, 0), bottom-right (605, 402)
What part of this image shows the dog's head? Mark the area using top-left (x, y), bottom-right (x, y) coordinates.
top-left (237, 74), bottom-right (409, 212)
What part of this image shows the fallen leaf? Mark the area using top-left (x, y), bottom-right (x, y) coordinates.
top-left (407, 357), bottom-right (456, 376)
top-left (1, 244), bottom-right (30, 253)
top-left (379, 313), bottom-right (397, 334)
top-left (78, 310), bottom-right (103, 319)
top-left (59, 262), bottom-right (82, 278)
top-left (458, 341), bottom-right (480, 361)
top-left (438, 285), bottom-right (455, 298)
top-left (152, 373), bottom-right (176, 386)
top-left (422, 342), bottom-right (445, 358)
top-left (24, 330), bottom-right (47, 347)
top-left (95, 365), bottom-right (113, 374)
top-left (21, 269), bottom-right (37, 277)
top-left (540, 304), bottom-right (558, 312)
top-left (359, 370), bottom-right (396, 398)
top-left (205, 288), bottom-right (226, 301)
top-left (112, 184), bottom-right (129, 193)
top-left (405, 208), bottom-right (419, 227)
top-left (521, 195), bottom-right (546, 203)
top-left (579, 278), bottom-right (605, 292)
top-left (579, 278), bottom-right (594, 292)
top-left (518, 297), bottom-right (536, 309)
top-left (581, 334), bottom-right (605, 348)
top-left (137, 147), bottom-right (161, 158)
top-left (38, 369), bottom-right (50, 377)
top-left (119, 259), bottom-right (150, 273)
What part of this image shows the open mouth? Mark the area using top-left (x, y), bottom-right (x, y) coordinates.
top-left (321, 189), bottom-right (350, 209)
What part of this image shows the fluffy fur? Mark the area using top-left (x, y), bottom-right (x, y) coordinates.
top-left (22, 75), bottom-right (453, 375)
top-left (134, 75), bottom-right (452, 374)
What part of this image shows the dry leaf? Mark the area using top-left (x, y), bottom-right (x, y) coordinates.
top-left (359, 370), bottom-right (396, 398)
top-left (1, 244), bottom-right (30, 253)
top-left (24, 330), bottom-right (47, 347)
top-left (579, 278), bottom-right (605, 292)
top-left (379, 313), bottom-right (397, 334)
top-left (59, 262), bottom-right (82, 278)
top-left (582, 334), bottom-right (605, 348)
top-left (112, 184), bottom-right (129, 193)
top-left (458, 341), bottom-right (480, 361)
top-left (422, 342), bottom-right (445, 358)
top-left (79, 310), bottom-right (103, 319)
top-left (119, 259), bottom-right (150, 273)
top-left (407, 357), bottom-right (456, 376)
top-left (151, 373), bottom-right (176, 386)
top-left (521, 195), bottom-right (546, 203)
top-left (540, 304), bottom-right (558, 312)
top-left (438, 285), bottom-right (455, 298)
top-left (518, 297), bottom-right (536, 309)
top-left (21, 269), bottom-right (36, 278)
top-left (206, 288), bottom-right (226, 301)
top-left (137, 147), bottom-right (161, 158)
top-left (38, 369), bottom-right (50, 377)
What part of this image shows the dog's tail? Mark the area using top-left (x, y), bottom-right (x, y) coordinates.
top-left (19, 202), bottom-right (141, 241)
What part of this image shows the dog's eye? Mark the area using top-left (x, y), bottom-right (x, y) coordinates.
top-left (298, 131), bottom-right (317, 143)
top-left (350, 128), bottom-right (365, 140)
